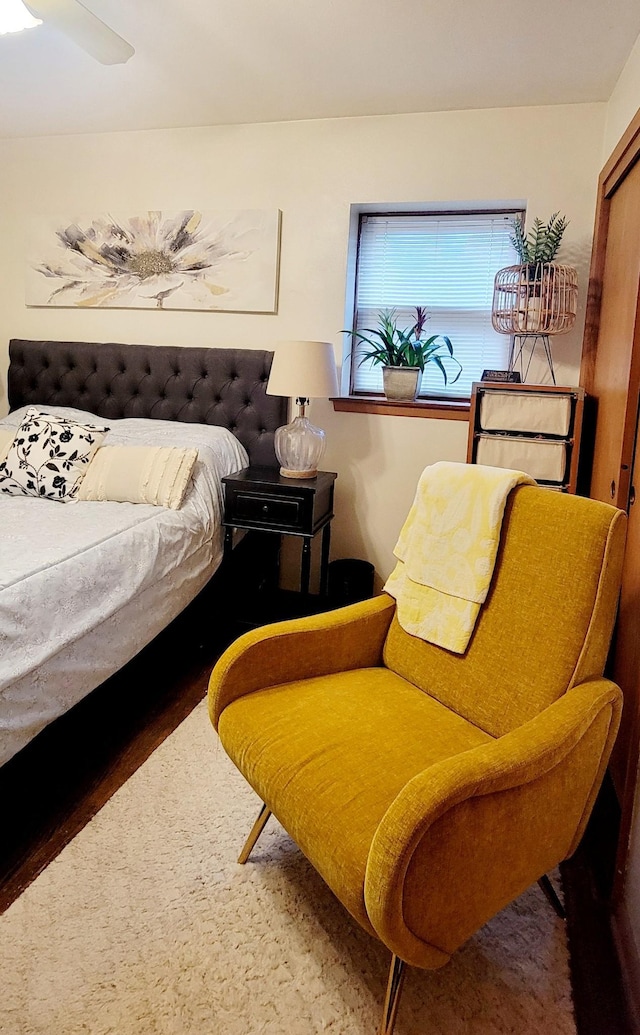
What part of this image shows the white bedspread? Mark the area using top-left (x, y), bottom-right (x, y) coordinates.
top-left (0, 406), bottom-right (248, 765)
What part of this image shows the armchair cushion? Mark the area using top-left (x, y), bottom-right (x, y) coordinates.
top-left (218, 667), bottom-right (491, 933)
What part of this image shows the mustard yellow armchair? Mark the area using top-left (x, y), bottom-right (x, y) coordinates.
top-left (208, 484), bottom-right (626, 1033)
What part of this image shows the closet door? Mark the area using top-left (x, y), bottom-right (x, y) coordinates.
top-left (589, 157), bottom-right (640, 798)
top-left (611, 413), bottom-right (640, 809)
top-left (582, 122), bottom-right (640, 804)
top-left (586, 156), bottom-right (640, 515)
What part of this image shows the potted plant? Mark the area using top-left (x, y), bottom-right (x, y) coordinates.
top-left (510, 211), bottom-right (569, 267)
top-left (345, 306), bottom-right (462, 401)
top-left (492, 213), bottom-right (577, 337)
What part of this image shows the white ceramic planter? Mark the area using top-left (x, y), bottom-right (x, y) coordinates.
top-left (382, 366), bottom-right (420, 401)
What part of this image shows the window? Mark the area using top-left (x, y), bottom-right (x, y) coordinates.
top-left (348, 210), bottom-right (521, 400)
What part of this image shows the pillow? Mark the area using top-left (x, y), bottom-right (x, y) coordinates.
top-left (78, 446), bottom-right (198, 509)
top-left (0, 427), bottom-right (16, 464)
top-left (0, 409), bottom-right (109, 502)
top-left (0, 404), bottom-right (104, 429)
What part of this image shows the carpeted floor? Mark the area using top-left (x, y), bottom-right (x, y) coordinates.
top-left (1, 700), bottom-right (576, 1035)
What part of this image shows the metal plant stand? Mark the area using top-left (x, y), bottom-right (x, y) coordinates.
top-left (508, 333), bottom-right (556, 384)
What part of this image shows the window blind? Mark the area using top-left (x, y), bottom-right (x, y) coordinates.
top-left (351, 212), bottom-right (520, 398)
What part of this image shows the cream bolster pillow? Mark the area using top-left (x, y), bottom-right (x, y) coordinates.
top-left (0, 428), bottom-right (16, 463)
top-left (78, 446), bottom-right (198, 509)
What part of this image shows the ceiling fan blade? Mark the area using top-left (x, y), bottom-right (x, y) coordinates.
top-left (24, 0), bottom-right (134, 64)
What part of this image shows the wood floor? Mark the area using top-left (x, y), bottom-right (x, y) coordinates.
top-left (561, 780), bottom-right (635, 1035)
top-left (0, 587), bottom-right (634, 1033)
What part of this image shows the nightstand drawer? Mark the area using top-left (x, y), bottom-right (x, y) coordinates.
top-left (233, 491), bottom-right (305, 530)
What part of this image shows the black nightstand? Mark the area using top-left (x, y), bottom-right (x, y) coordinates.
top-left (222, 466), bottom-right (337, 596)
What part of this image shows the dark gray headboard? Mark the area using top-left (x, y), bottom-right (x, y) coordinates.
top-left (7, 339), bottom-right (288, 467)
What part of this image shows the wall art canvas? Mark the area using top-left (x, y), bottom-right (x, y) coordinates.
top-left (26, 209), bottom-right (281, 313)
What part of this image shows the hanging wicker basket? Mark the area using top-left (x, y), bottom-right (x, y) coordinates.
top-left (491, 262), bottom-right (578, 335)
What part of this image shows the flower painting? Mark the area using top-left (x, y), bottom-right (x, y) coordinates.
top-left (26, 209), bottom-right (281, 312)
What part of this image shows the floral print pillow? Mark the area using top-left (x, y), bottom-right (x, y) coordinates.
top-left (0, 409), bottom-right (109, 501)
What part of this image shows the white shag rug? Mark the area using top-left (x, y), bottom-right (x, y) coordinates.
top-left (1, 700), bottom-right (576, 1035)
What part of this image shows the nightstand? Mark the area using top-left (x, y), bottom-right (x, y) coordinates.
top-left (222, 467), bottom-right (337, 596)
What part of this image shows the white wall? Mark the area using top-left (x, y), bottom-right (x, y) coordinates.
top-left (0, 103), bottom-right (606, 579)
top-left (604, 32), bottom-right (640, 160)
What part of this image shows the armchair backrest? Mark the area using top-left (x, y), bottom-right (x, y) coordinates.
top-left (383, 484), bottom-right (626, 737)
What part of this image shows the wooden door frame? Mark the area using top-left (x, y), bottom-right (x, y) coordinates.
top-left (581, 106), bottom-right (640, 395)
top-left (580, 105), bottom-right (640, 911)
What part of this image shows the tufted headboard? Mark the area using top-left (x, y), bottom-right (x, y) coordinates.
top-left (7, 339), bottom-right (288, 467)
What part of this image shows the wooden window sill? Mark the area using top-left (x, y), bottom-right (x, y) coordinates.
top-left (331, 396), bottom-right (470, 420)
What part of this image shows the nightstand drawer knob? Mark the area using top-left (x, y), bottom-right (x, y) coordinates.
top-left (262, 504), bottom-right (269, 513)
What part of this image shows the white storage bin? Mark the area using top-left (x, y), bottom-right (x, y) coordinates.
top-left (475, 434), bottom-right (567, 483)
top-left (479, 391), bottom-right (572, 436)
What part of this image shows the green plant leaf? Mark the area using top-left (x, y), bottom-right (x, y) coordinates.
top-left (510, 212), bottom-right (569, 263)
top-left (431, 355), bottom-right (448, 384)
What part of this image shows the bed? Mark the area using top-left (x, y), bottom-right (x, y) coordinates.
top-left (0, 338), bottom-right (287, 767)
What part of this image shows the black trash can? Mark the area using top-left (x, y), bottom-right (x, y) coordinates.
top-left (327, 558), bottom-right (375, 608)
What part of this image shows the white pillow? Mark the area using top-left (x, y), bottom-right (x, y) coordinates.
top-left (78, 445), bottom-right (198, 509)
top-left (0, 409), bottom-right (109, 502)
top-left (0, 404), bottom-right (104, 428)
top-left (0, 427), bottom-right (16, 464)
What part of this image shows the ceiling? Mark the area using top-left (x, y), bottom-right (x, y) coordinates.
top-left (1, 0), bottom-right (639, 139)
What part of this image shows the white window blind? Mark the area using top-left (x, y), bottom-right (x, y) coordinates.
top-left (351, 211), bottom-right (520, 398)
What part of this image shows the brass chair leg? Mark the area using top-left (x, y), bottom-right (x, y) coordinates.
top-left (237, 803), bottom-right (272, 864)
top-left (379, 954), bottom-right (406, 1035)
top-left (538, 873), bottom-right (566, 920)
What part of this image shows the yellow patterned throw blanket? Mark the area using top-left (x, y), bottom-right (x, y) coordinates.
top-left (384, 462), bottom-right (535, 653)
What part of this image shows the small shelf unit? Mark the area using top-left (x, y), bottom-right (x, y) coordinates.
top-left (466, 382), bottom-right (586, 494)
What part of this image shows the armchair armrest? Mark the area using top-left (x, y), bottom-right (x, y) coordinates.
top-left (208, 594), bottom-right (396, 729)
top-left (364, 677), bottom-right (622, 968)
